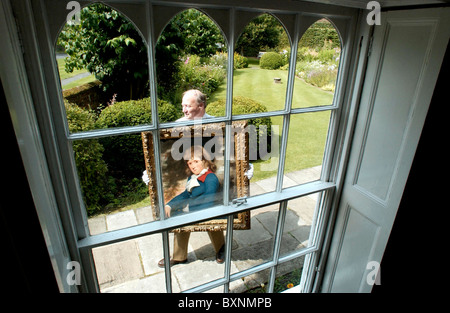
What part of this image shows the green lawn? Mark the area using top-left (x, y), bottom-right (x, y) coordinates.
top-left (57, 58), bottom-right (89, 80)
top-left (62, 75), bottom-right (98, 90)
top-left (210, 67), bottom-right (334, 182)
top-left (57, 58), bottom-right (96, 89)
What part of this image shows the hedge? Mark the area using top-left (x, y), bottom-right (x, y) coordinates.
top-left (206, 96), bottom-right (272, 159)
top-left (65, 101), bottom-right (113, 215)
top-left (96, 97), bottom-right (179, 182)
top-left (66, 97), bottom-right (178, 215)
top-left (298, 20), bottom-right (340, 50)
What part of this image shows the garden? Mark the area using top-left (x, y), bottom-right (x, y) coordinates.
top-left (58, 4), bottom-right (340, 217)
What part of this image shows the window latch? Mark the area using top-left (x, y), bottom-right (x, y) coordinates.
top-left (232, 197), bottom-right (247, 207)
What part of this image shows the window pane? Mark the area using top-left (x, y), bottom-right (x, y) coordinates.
top-left (292, 19), bottom-right (341, 109)
top-left (281, 193), bottom-right (321, 254)
top-left (168, 219), bottom-right (229, 292)
top-left (57, 3), bottom-right (154, 133)
top-left (156, 9), bottom-right (227, 122)
top-left (275, 256), bottom-right (306, 293)
top-left (282, 111), bottom-right (331, 188)
top-left (246, 117), bottom-right (282, 197)
top-left (231, 204), bottom-right (280, 275)
top-left (70, 132), bottom-right (159, 235)
top-left (233, 14), bottom-right (290, 112)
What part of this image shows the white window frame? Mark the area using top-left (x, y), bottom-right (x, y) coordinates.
top-left (2, 0), bottom-right (364, 293)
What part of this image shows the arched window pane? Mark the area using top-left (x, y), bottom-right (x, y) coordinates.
top-left (156, 9), bottom-right (228, 122)
top-left (56, 3), bottom-right (158, 234)
top-left (56, 3), bottom-right (152, 132)
top-left (292, 19), bottom-right (341, 109)
top-left (232, 13), bottom-right (290, 113)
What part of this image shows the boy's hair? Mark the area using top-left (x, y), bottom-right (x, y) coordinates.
top-left (184, 145), bottom-right (216, 175)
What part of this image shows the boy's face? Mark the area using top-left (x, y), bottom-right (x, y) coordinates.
top-left (187, 158), bottom-right (204, 175)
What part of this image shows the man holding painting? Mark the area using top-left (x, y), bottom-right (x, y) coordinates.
top-left (142, 89), bottom-right (253, 267)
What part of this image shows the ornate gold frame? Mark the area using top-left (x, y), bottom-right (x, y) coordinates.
top-left (141, 121), bottom-right (250, 233)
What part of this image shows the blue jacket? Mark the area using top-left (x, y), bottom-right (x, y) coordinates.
top-left (167, 171), bottom-right (220, 216)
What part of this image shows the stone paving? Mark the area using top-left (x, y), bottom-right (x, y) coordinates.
top-left (88, 166), bottom-right (322, 293)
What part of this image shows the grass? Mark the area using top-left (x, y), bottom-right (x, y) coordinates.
top-left (210, 66), bottom-right (334, 181)
top-left (62, 75), bottom-right (98, 90)
top-left (57, 58), bottom-right (88, 80)
top-left (57, 57), bottom-right (96, 90)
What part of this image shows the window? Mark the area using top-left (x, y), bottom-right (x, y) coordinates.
top-left (28, 1), bottom-right (355, 293)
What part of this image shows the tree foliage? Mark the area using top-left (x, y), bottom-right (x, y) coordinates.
top-left (236, 14), bottom-right (284, 57)
top-left (58, 3), bottom-right (149, 101)
top-left (155, 9), bottom-right (225, 100)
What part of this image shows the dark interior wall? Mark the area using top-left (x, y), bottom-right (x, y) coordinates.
top-left (0, 82), bottom-right (59, 293)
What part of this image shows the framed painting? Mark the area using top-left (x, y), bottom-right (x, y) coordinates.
top-left (141, 121), bottom-right (250, 233)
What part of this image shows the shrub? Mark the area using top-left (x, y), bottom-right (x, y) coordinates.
top-left (296, 60), bottom-right (338, 90)
top-left (206, 96), bottom-right (272, 159)
top-left (233, 52), bottom-right (249, 69)
top-left (259, 52), bottom-right (284, 70)
top-left (65, 101), bottom-right (113, 215)
top-left (208, 52), bottom-right (249, 69)
top-left (318, 49), bottom-right (335, 63)
top-left (96, 97), bottom-right (179, 182)
top-left (176, 55), bottom-right (226, 96)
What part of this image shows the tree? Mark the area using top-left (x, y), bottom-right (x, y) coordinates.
top-left (175, 9), bottom-right (225, 57)
top-left (155, 9), bottom-right (225, 101)
top-left (235, 14), bottom-right (283, 57)
top-left (58, 3), bottom-right (148, 101)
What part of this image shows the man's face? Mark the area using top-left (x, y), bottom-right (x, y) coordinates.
top-left (181, 93), bottom-right (204, 120)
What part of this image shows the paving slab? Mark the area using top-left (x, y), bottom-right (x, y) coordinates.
top-left (106, 210), bottom-right (138, 231)
top-left (88, 215), bottom-right (107, 235)
top-left (233, 216), bottom-right (272, 247)
top-left (93, 240), bottom-right (144, 288)
top-left (135, 206), bottom-right (154, 224)
top-left (285, 166), bottom-right (322, 186)
top-left (172, 258), bottom-right (236, 292)
top-left (102, 272), bottom-right (181, 293)
top-left (287, 195), bottom-right (318, 225)
top-left (253, 175), bottom-right (277, 193)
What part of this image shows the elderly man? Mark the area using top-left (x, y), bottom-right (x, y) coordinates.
top-left (177, 89), bottom-right (214, 121)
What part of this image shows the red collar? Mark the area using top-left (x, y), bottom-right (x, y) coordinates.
top-left (197, 169), bottom-right (214, 182)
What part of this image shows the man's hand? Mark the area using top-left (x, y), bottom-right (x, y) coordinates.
top-left (142, 170), bottom-right (149, 185)
top-left (244, 163), bottom-right (254, 180)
